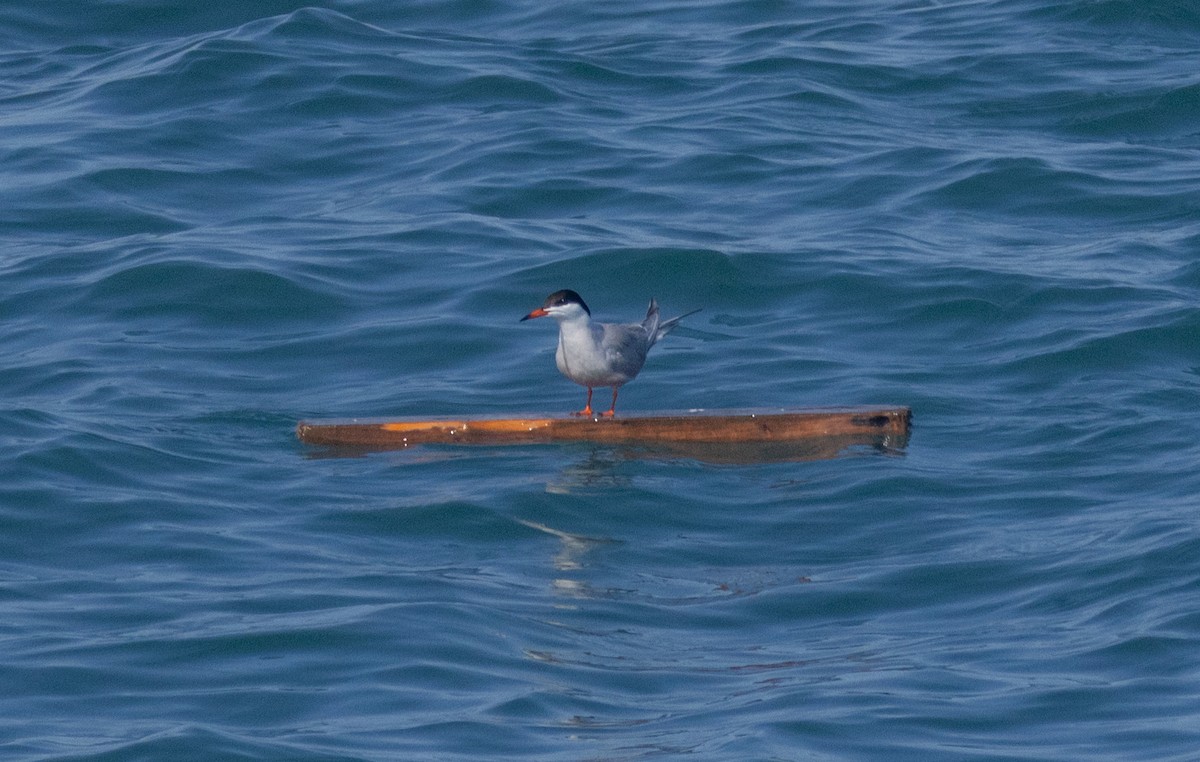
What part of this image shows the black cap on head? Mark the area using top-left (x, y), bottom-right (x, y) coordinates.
top-left (543, 289), bottom-right (590, 316)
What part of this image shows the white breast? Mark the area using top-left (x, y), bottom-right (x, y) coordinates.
top-left (555, 320), bottom-right (647, 387)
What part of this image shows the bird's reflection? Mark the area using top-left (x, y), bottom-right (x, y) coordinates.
top-left (512, 518), bottom-right (607, 572)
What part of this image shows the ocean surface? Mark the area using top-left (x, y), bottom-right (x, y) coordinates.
top-left (3, 1), bottom-right (1199, 759)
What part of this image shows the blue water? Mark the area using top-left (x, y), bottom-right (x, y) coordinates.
top-left (3, 1), bottom-right (1199, 759)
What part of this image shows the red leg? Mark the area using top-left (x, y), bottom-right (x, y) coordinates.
top-left (573, 387), bottom-right (594, 417)
top-left (601, 387), bottom-right (618, 417)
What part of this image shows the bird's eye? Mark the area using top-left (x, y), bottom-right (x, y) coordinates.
top-left (554, 298), bottom-right (566, 306)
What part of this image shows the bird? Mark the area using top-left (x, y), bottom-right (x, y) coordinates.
top-left (520, 289), bottom-right (699, 417)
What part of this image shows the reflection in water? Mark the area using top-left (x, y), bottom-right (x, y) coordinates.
top-left (543, 448), bottom-right (631, 494)
top-left (522, 432), bottom-right (909, 599)
top-left (541, 432), bottom-right (908, 493)
top-left (513, 518), bottom-right (613, 574)
top-left (513, 517), bottom-right (623, 606)
top-left (616, 432), bottom-right (910, 465)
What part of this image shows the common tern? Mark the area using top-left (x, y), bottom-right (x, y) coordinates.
top-left (521, 289), bottom-right (700, 417)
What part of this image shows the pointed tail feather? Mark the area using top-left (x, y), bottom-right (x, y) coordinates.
top-left (648, 301), bottom-right (701, 344)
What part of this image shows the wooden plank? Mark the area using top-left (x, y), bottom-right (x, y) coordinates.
top-left (296, 407), bottom-right (911, 457)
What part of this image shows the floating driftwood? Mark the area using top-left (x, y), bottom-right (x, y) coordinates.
top-left (296, 407), bottom-right (911, 463)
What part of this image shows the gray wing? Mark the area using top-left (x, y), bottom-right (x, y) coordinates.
top-left (601, 322), bottom-right (652, 381)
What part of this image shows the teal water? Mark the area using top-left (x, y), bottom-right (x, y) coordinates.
top-left (3, 1), bottom-right (1200, 759)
